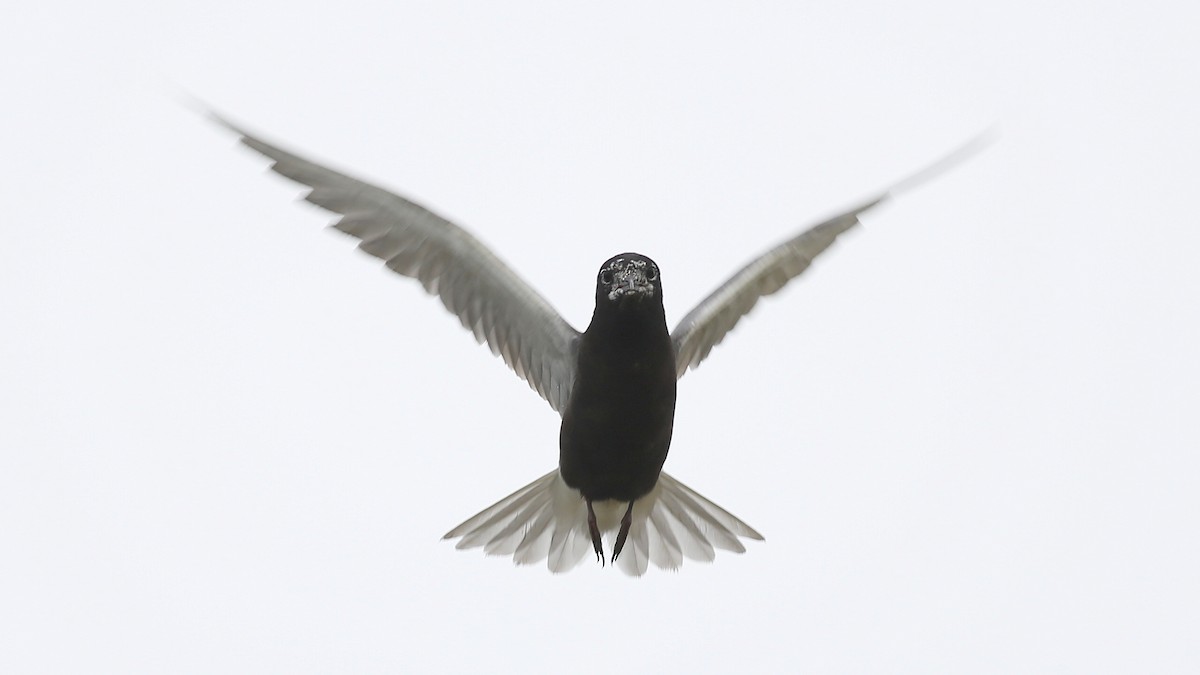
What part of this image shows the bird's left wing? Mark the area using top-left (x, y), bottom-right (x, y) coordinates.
top-left (671, 137), bottom-right (989, 378)
top-left (669, 196), bottom-right (884, 378)
top-left (214, 116), bottom-right (580, 412)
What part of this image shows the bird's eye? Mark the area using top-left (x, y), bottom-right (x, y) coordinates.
top-left (600, 270), bottom-right (613, 284)
top-left (646, 266), bottom-right (658, 281)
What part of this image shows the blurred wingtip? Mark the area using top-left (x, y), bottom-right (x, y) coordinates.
top-left (204, 108), bottom-right (247, 140)
top-left (205, 108), bottom-right (246, 137)
top-left (163, 87), bottom-right (214, 122)
top-left (164, 89), bottom-right (247, 139)
top-left (891, 125), bottom-right (1000, 195)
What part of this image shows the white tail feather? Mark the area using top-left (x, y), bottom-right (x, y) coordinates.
top-left (443, 470), bottom-right (763, 576)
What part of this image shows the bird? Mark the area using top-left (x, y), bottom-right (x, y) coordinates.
top-left (213, 112), bottom-right (984, 575)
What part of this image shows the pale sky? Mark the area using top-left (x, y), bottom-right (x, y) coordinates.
top-left (3, 2), bottom-right (1198, 673)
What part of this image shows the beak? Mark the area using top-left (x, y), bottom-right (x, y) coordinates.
top-left (609, 268), bottom-right (652, 300)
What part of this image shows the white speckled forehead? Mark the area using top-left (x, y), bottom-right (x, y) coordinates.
top-left (603, 257), bottom-right (658, 301)
top-left (606, 257), bottom-right (648, 272)
top-left (600, 252), bottom-right (659, 271)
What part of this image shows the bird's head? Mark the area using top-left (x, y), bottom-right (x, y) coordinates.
top-left (596, 253), bottom-right (662, 306)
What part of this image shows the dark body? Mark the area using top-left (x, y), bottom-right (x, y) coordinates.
top-left (559, 253), bottom-right (677, 504)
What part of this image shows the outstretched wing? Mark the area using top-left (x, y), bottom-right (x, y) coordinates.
top-left (671, 136), bottom-right (990, 378)
top-left (215, 115), bottom-right (580, 413)
top-left (670, 197), bottom-right (883, 377)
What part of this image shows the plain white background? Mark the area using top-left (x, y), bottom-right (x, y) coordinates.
top-left (3, 2), bottom-right (1197, 673)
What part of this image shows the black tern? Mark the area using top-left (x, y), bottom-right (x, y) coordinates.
top-left (214, 114), bottom-right (983, 575)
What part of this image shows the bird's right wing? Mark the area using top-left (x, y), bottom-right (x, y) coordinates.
top-left (671, 135), bottom-right (991, 378)
top-left (214, 116), bottom-right (580, 413)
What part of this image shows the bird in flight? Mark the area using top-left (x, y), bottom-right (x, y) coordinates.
top-left (214, 113), bottom-right (982, 575)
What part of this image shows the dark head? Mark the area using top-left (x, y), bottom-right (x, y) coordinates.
top-left (595, 253), bottom-right (662, 307)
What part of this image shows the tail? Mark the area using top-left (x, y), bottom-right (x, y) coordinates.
top-left (442, 470), bottom-right (763, 576)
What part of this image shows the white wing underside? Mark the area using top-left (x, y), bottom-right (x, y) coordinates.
top-left (444, 470), bottom-right (763, 576)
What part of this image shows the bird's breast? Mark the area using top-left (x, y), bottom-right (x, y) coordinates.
top-left (558, 325), bottom-right (677, 501)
